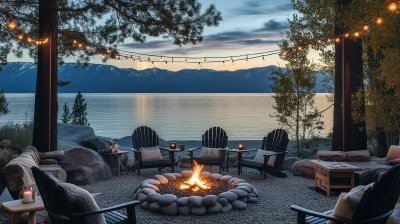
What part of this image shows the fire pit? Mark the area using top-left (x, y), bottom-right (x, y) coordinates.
top-left (133, 162), bottom-right (259, 216)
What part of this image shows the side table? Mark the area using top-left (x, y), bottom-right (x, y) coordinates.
top-left (1, 196), bottom-right (45, 224)
top-left (100, 151), bottom-right (129, 176)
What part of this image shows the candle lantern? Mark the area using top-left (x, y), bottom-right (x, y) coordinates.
top-left (113, 144), bottom-right (119, 152)
top-left (238, 144), bottom-right (244, 150)
top-left (170, 142), bottom-right (176, 150)
top-left (20, 185), bottom-right (33, 204)
top-left (180, 144), bottom-right (185, 151)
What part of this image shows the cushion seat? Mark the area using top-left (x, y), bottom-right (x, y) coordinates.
top-left (139, 159), bottom-right (172, 168)
top-left (193, 157), bottom-right (222, 165)
top-left (104, 211), bottom-right (127, 224)
top-left (240, 159), bottom-right (265, 168)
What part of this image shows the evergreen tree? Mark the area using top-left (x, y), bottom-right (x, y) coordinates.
top-left (0, 90), bottom-right (10, 117)
top-left (61, 102), bottom-right (70, 124)
top-left (270, 40), bottom-right (324, 158)
top-left (70, 92), bottom-right (88, 126)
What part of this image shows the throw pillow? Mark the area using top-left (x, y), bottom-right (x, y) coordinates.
top-left (140, 146), bottom-right (162, 161)
top-left (328, 183), bottom-right (374, 224)
top-left (316, 151), bottom-right (347, 161)
top-left (59, 182), bottom-right (106, 224)
top-left (345, 150), bottom-right (370, 162)
top-left (386, 145), bottom-right (400, 161)
top-left (253, 149), bottom-right (276, 167)
top-left (200, 147), bottom-right (221, 159)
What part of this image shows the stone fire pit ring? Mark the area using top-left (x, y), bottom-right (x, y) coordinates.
top-left (133, 171), bottom-right (259, 216)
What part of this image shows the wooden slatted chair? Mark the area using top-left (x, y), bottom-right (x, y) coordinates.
top-left (291, 164), bottom-right (400, 224)
top-left (236, 129), bottom-right (289, 179)
top-left (32, 166), bottom-right (139, 224)
top-left (131, 126), bottom-right (175, 175)
top-left (188, 127), bottom-right (228, 173)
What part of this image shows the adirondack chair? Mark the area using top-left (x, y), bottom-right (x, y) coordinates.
top-left (32, 166), bottom-right (140, 224)
top-left (236, 129), bottom-right (289, 179)
top-left (188, 127), bottom-right (228, 173)
top-left (290, 164), bottom-right (400, 224)
top-left (131, 126), bottom-right (175, 175)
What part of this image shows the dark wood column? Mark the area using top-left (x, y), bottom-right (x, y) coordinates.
top-left (33, 0), bottom-right (58, 152)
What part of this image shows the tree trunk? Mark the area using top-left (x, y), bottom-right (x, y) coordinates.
top-left (332, 24), bottom-right (343, 151)
top-left (375, 127), bottom-right (388, 157)
top-left (33, 0), bottom-right (58, 152)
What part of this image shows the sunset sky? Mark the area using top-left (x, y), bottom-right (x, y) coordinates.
top-left (8, 0), bottom-right (321, 71)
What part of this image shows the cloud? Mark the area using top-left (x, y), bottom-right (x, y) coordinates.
top-left (235, 39), bottom-right (278, 45)
top-left (254, 19), bottom-right (290, 32)
top-left (120, 40), bottom-right (171, 49)
top-left (231, 0), bottom-right (293, 16)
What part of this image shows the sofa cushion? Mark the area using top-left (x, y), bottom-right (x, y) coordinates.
top-left (316, 151), bottom-right (347, 161)
top-left (386, 145), bottom-right (400, 161)
top-left (59, 182), bottom-right (106, 224)
top-left (40, 150), bottom-right (65, 160)
top-left (345, 150), bottom-right (370, 162)
top-left (328, 183), bottom-right (374, 223)
top-left (140, 146), bottom-right (162, 161)
top-left (200, 147), bottom-right (221, 159)
top-left (254, 149), bottom-right (276, 167)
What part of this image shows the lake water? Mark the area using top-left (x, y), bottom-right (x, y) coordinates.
top-left (0, 93), bottom-right (333, 140)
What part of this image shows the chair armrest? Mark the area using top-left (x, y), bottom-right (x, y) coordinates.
top-left (290, 205), bottom-right (352, 223)
top-left (187, 147), bottom-right (201, 151)
top-left (72, 200), bottom-right (140, 218)
top-left (228, 149), bottom-right (258, 153)
top-left (159, 147), bottom-right (181, 152)
top-left (131, 148), bottom-right (140, 152)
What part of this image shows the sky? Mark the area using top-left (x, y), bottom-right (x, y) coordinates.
top-left (9, 0), bottom-right (320, 71)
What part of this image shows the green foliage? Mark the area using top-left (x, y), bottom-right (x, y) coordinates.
top-left (270, 40), bottom-right (324, 158)
top-left (0, 122), bottom-right (33, 150)
top-left (0, 140), bottom-right (16, 169)
top-left (70, 92), bottom-right (88, 126)
top-left (0, 90), bottom-right (10, 116)
top-left (0, 1), bottom-right (222, 67)
top-left (61, 102), bottom-right (70, 124)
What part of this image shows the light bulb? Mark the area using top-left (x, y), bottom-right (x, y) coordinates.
top-left (363, 25), bottom-right (369, 31)
top-left (376, 17), bottom-right (383, 25)
top-left (388, 3), bottom-right (397, 11)
top-left (345, 33), bottom-right (350, 38)
top-left (231, 60), bottom-right (234, 65)
top-left (78, 44), bottom-right (82, 48)
top-left (138, 57), bottom-right (141, 63)
top-left (152, 62), bottom-right (155, 67)
top-left (246, 56), bottom-right (249, 64)
top-left (165, 61), bottom-right (168, 67)
top-left (130, 55), bottom-right (133, 60)
top-left (125, 57), bottom-right (128, 61)
top-left (86, 46), bottom-right (90, 50)
top-left (335, 37), bottom-right (340, 43)
top-left (308, 44), bottom-right (312, 48)
top-left (282, 51), bottom-right (287, 56)
top-left (317, 40), bottom-right (322, 44)
top-left (185, 58), bottom-right (187, 63)
top-left (18, 34), bottom-right (23, 40)
top-left (148, 58), bottom-right (150, 62)
top-left (230, 57), bottom-right (233, 62)
top-left (198, 62), bottom-right (201, 68)
top-left (160, 56), bottom-right (163, 61)
top-left (107, 49), bottom-right (110, 53)
top-left (298, 46), bottom-right (303, 51)
top-left (262, 55), bottom-right (265, 61)
top-left (8, 20), bottom-right (16, 30)
top-left (222, 61), bottom-right (225, 66)
top-left (204, 58), bottom-right (207, 63)
top-left (171, 58), bottom-right (174, 64)
top-left (73, 40), bottom-right (77, 44)
top-left (27, 37), bottom-right (32, 43)
top-left (354, 32), bottom-right (360, 38)
top-left (327, 39), bottom-right (332, 43)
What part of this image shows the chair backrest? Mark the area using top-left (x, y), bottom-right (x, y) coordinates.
top-left (32, 166), bottom-right (74, 224)
top-left (202, 127), bottom-right (228, 148)
top-left (131, 126), bottom-right (159, 150)
top-left (261, 129), bottom-right (289, 168)
top-left (353, 164), bottom-right (400, 222)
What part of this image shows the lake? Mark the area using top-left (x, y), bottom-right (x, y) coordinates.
top-left (0, 93), bottom-right (333, 140)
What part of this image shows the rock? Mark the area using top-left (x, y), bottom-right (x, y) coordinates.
top-left (58, 123), bottom-right (95, 143)
top-left (141, 188), bottom-right (156, 195)
top-left (228, 177), bottom-right (237, 184)
top-left (230, 189), bottom-right (248, 198)
top-left (143, 179), bottom-right (160, 185)
top-left (252, 188), bottom-right (259, 196)
top-left (282, 157), bottom-right (302, 171)
top-left (141, 183), bottom-right (159, 192)
top-left (238, 183), bottom-right (256, 192)
top-left (141, 201), bottom-right (150, 209)
top-left (80, 135), bottom-right (112, 152)
top-left (161, 202), bottom-right (178, 215)
top-left (181, 170), bottom-right (192, 178)
top-left (232, 200), bottom-right (247, 210)
top-left (200, 172), bottom-right (211, 178)
top-left (149, 202), bottom-right (161, 213)
top-left (171, 173), bottom-right (183, 178)
top-left (40, 159), bottom-right (58, 165)
top-left (39, 150), bottom-right (65, 160)
top-left (220, 175), bottom-right (232, 182)
top-left (221, 204), bottom-right (232, 212)
top-left (162, 173), bottom-right (177, 180)
top-left (236, 186), bottom-right (252, 193)
top-left (176, 197), bottom-right (189, 206)
top-left (248, 197), bottom-right (258, 203)
top-left (202, 195), bottom-right (218, 206)
top-left (191, 206), bottom-right (207, 216)
top-left (59, 147), bottom-right (111, 185)
top-left (147, 193), bottom-right (161, 203)
top-left (233, 179), bottom-right (246, 184)
top-left (240, 197), bottom-right (248, 203)
top-left (159, 194), bottom-right (177, 205)
top-left (218, 192), bottom-right (238, 202)
top-left (137, 193), bottom-right (147, 202)
top-left (249, 193), bottom-right (257, 198)
top-left (292, 159), bottom-right (315, 179)
top-left (178, 156), bottom-right (191, 168)
top-left (178, 205), bottom-right (191, 215)
top-left (155, 175), bottom-right (169, 184)
top-left (218, 198), bottom-right (229, 206)
top-left (39, 164), bottom-right (68, 183)
top-left (207, 202), bottom-right (222, 214)
top-left (210, 173), bottom-right (222, 180)
top-left (189, 196), bottom-right (203, 207)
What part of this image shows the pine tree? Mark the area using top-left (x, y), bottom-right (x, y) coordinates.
top-left (0, 90), bottom-right (10, 117)
top-left (70, 92), bottom-right (88, 126)
top-left (61, 102), bottom-right (70, 124)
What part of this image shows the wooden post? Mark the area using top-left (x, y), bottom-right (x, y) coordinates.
top-left (33, 0), bottom-right (58, 152)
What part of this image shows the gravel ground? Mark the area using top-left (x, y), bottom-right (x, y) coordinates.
top-left (0, 167), bottom-right (338, 224)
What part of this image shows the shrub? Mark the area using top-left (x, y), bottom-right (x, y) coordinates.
top-left (0, 139), bottom-right (17, 169)
top-left (0, 122), bottom-right (33, 150)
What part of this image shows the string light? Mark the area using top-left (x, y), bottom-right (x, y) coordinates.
top-left (230, 57), bottom-right (233, 63)
top-left (204, 58), bottom-right (207, 63)
top-left (297, 46), bottom-right (303, 51)
top-left (152, 62), bottom-right (155, 67)
top-left (78, 43), bottom-right (82, 48)
top-left (18, 34), bottom-right (23, 40)
top-left (165, 61), bottom-right (168, 67)
top-left (345, 33), bottom-right (350, 38)
top-left (117, 56), bottom-right (120, 62)
top-left (246, 55), bottom-right (249, 64)
top-left (27, 37), bottom-right (32, 43)
top-left (317, 40), bottom-right (322, 44)
top-left (73, 40), bottom-right (77, 44)
top-left (327, 39), bottom-right (332, 43)
top-left (363, 25), bottom-right (369, 31)
top-left (159, 56), bottom-right (163, 61)
top-left (335, 37), bottom-right (340, 43)
top-left (8, 19), bottom-right (16, 30)
top-left (376, 17), bottom-right (383, 25)
top-left (388, 3), bottom-right (397, 11)
top-left (282, 51), bottom-right (287, 56)
top-left (171, 57), bottom-right (174, 64)
top-left (86, 46), bottom-right (90, 50)
top-left (125, 57), bottom-right (128, 61)
top-left (184, 58), bottom-right (187, 63)
top-left (138, 57), bottom-right (141, 63)
top-left (354, 32), bottom-right (360, 38)
top-left (198, 62), bottom-right (201, 68)
top-left (231, 60), bottom-right (234, 66)
top-left (148, 57), bottom-right (150, 62)
top-left (308, 44), bottom-right (312, 48)
top-left (262, 55), bottom-right (265, 61)
top-left (222, 61), bottom-right (225, 66)
top-left (130, 55), bottom-right (133, 60)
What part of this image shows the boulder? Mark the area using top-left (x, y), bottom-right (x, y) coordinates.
top-left (282, 157), bottom-right (302, 172)
top-left (232, 200), bottom-right (247, 210)
top-left (59, 148), bottom-right (112, 185)
top-left (292, 159), bottom-right (315, 179)
top-left (80, 135), bottom-right (112, 152)
top-left (178, 205), bottom-right (191, 215)
top-left (159, 194), bottom-right (177, 205)
top-left (191, 206), bottom-right (206, 216)
top-left (39, 150), bottom-right (65, 160)
top-left (176, 197), bottom-right (189, 206)
top-left (38, 165), bottom-right (67, 182)
top-left (202, 195), bottom-right (218, 206)
top-left (40, 159), bottom-right (58, 165)
top-left (181, 170), bottom-right (192, 178)
top-left (155, 175), bottom-right (168, 184)
top-left (189, 196), bottom-right (203, 207)
top-left (58, 123), bottom-right (95, 143)
top-left (161, 202), bottom-right (178, 215)
top-left (149, 202), bottom-right (161, 213)
top-left (207, 202), bottom-right (222, 214)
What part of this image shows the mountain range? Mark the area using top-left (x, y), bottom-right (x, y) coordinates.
top-left (0, 62), bottom-right (326, 93)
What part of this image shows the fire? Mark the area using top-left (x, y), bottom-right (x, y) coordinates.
top-left (180, 161), bottom-right (210, 191)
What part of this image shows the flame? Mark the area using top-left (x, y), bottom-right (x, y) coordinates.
top-left (180, 161), bottom-right (210, 191)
